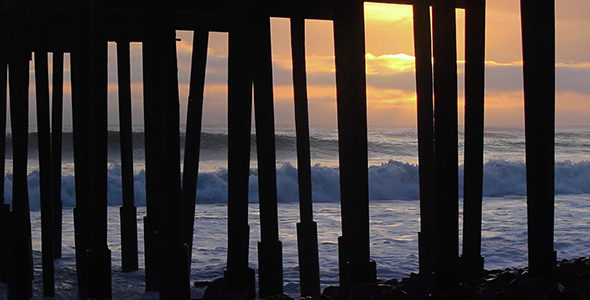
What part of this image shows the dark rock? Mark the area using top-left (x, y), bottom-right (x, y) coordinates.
top-left (201, 278), bottom-right (244, 300)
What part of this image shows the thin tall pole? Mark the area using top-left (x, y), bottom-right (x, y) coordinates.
top-left (252, 1), bottom-right (283, 296)
top-left (224, 0), bottom-right (256, 297)
top-left (86, 0), bottom-right (112, 298)
top-left (181, 29), bottom-right (208, 267)
top-left (35, 48), bottom-right (56, 297)
top-left (51, 50), bottom-right (64, 259)
top-left (521, 0), bottom-right (556, 279)
top-left (431, 0), bottom-right (459, 295)
top-left (333, 0), bottom-right (376, 287)
top-left (70, 0), bottom-right (92, 296)
top-left (142, 2), bottom-right (190, 297)
top-left (412, 0), bottom-right (436, 275)
top-left (461, 0), bottom-right (486, 278)
top-left (0, 24), bottom-right (9, 284)
top-left (117, 40), bottom-right (139, 273)
top-left (290, 16), bottom-right (320, 297)
top-left (7, 13), bottom-right (33, 298)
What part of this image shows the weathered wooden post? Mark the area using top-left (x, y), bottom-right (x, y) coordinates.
top-left (35, 44), bottom-right (56, 297)
top-left (141, 27), bottom-right (159, 290)
top-left (181, 29), bottom-right (208, 267)
top-left (461, 0), bottom-right (486, 279)
top-left (86, 0), bottom-right (112, 298)
top-left (290, 16), bottom-right (321, 297)
top-left (224, 0), bottom-right (256, 297)
top-left (142, 1), bottom-right (190, 297)
top-left (70, 0), bottom-right (92, 296)
top-left (0, 21), bottom-right (9, 284)
top-left (117, 40), bottom-right (139, 273)
top-left (412, 0), bottom-right (436, 275)
top-left (521, 0), bottom-right (556, 279)
top-left (431, 0), bottom-right (459, 295)
top-left (333, 0), bottom-right (376, 287)
top-left (51, 50), bottom-right (64, 259)
top-left (251, 1), bottom-right (284, 297)
top-left (7, 5), bottom-right (33, 297)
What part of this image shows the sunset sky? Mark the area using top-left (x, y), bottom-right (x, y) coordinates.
top-left (31, 0), bottom-right (590, 129)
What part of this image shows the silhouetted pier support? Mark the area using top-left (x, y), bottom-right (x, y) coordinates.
top-left (333, 0), bottom-right (376, 287)
top-left (7, 14), bottom-right (33, 298)
top-left (290, 16), bottom-right (321, 297)
top-left (51, 50), bottom-right (64, 259)
top-left (181, 29), bottom-right (208, 269)
top-left (461, 0), bottom-right (486, 278)
top-left (85, 0), bottom-right (112, 298)
top-left (0, 23), bottom-right (9, 284)
top-left (117, 40), bottom-right (139, 273)
top-left (431, 0), bottom-right (459, 295)
top-left (252, 1), bottom-right (284, 297)
top-left (7, 3), bottom-right (35, 299)
top-left (143, 2), bottom-right (190, 298)
top-left (521, 0), bottom-right (556, 279)
top-left (71, 0), bottom-right (92, 296)
top-left (35, 44), bottom-right (56, 297)
top-left (224, 0), bottom-right (256, 297)
top-left (412, 0), bottom-right (436, 275)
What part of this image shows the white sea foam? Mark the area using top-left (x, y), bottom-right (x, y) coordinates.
top-left (5, 159), bottom-right (590, 210)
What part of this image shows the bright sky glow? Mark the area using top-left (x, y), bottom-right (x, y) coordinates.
top-left (20, 0), bottom-right (590, 129)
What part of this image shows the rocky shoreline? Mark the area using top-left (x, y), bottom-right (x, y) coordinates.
top-left (197, 257), bottom-right (590, 300)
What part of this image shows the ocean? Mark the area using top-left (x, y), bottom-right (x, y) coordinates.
top-left (2, 125), bottom-right (590, 299)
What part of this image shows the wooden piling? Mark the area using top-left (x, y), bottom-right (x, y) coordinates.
top-left (117, 40), bottom-right (139, 273)
top-left (333, 0), bottom-right (376, 287)
top-left (431, 0), bottom-right (459, 295)
top-left (70, 0), bottom-right (92, 296)
top-left (181, 29), bottom-right (208, 267)
top-left (51, 50), bottom-right (64, 259)
top-left (412, 0), bottom-right (436, 275)
top-left (141, 20), bottom-right (161, 293)
top-left (0, 23), bottom-right (9, 284)
top-left (35, 47), bottom-right (56, 297)
top-left (521, 0), bottom-right (556, 279)
top-left (142, 2), bottom-right (190, 297)
top-left (7, 14), bottom-right (33, 298)
top-left (290, 16), bottom-right (321, 297)
top-left (461, 0), bottom-right (486, 278)
top-left (86, 0), bottom-right (112, 298)
top-left (252, 1), bottom-right (284, 297)
top-left (224, 0), bottom-right (256, 297)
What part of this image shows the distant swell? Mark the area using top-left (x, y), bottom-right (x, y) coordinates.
top-left (5, 159), bottom-right (590, 210)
